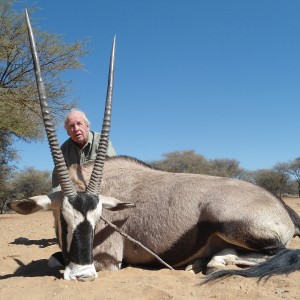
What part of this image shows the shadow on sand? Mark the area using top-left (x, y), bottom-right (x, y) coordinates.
top-left (1, 236), bottom-right (61, 280)
top-left (0, 258), bottom-right (62, 280)
top-left (10, 237), bottom-right (57, 248)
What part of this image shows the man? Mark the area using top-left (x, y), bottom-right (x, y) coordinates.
top-left (50, 108), bottom-right (116, 267)
top-left (52, 109), bottom-right (116, 190)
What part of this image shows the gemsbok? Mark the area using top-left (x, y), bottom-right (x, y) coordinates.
top-left (8, 10), bottom-right (300, 282)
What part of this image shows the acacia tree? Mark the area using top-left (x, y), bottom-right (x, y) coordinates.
top-left (0, 130), bottom-right (17, 213)
top-left (0, 130), bottom-right (17, 183)
top-left (12, 167), bottom-right (52, 198)
top-left (150, 150), bottom-right (248, 179)
top-left (273, 162), bottom-right (291, 198)
top-left (208, 158), bottom-right (246, 179)
top-left (288, 158), bottom-right (300, 197)
top-left (0, 0), bottom-right (88, 141)
top-left (150, 150), bottom-right (210, 174)
top-left (251, 169), bottom-right (283, 196)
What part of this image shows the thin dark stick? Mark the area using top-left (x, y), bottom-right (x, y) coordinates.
top-left (100, 216), bottom-right (175, 270)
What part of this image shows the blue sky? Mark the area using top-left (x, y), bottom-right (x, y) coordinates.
top-left (15, 0), bottom-right (300, 172)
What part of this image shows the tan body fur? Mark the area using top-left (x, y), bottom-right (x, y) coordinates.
top-left (66, 156), bottom-right (300, 272)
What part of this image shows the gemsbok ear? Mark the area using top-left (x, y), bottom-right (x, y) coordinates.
top-left (100, 195), bottom-right (135, 211)
top-left (8, 192), bottom-right (64, 215)
top-left (8, 198), bottom-right (44, 215)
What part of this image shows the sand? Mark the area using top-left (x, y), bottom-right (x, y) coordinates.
top-left (1, 198), bottom-right (299, 300)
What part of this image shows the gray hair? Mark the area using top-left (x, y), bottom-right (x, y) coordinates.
top-left (64, 109), bottom-right (91, 130)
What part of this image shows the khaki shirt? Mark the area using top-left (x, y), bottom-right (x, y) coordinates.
top-left (52, 131), bottom-right (116, 190)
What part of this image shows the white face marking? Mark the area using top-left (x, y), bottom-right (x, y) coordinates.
top-left (61, 197), bottom-right (85, 252)
top-left (60, 196), bottom-right (103, 254)
top-left (86, 201), bottom-right (103, 229)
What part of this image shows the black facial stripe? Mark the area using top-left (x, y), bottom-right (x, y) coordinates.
top-left (69, 219), bottom-right (94, 265)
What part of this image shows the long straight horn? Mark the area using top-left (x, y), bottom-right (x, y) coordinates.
top-left (25, 9), bottom-right (77, 197)
top-left (86, 36), bottom-right (116, 195)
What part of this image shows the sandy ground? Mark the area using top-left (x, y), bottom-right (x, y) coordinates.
top-left (0, 198), bottom-right (300, 300)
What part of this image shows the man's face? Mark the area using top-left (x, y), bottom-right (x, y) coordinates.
top-left (65, 112), bottom-right (89, 146)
